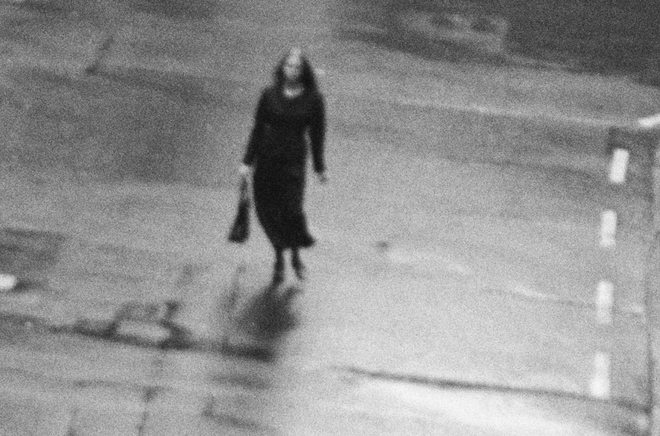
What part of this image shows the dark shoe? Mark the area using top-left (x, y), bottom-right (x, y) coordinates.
top-left (293, 264), bottom-right (306, 281)
top-left (272, 259), bottom-right (284, 286)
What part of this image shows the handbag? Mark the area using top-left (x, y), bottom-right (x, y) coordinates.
top-left (228, 176), bottom-right (251, 243)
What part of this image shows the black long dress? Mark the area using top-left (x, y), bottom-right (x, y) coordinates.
top-left (242, 86), bottom-right (326, 249)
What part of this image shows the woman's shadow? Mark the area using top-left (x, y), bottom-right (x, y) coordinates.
top-left (222, 266), bottom-right (303, 361)
top-left (237, 283), bottom-right (301, 340)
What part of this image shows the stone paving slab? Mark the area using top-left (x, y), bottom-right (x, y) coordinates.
top-left (0, 370), bottom-right (75, 436)
top-left (0, 395), bottom-right (71, 436)
top-left (70, 395), bottom-right (144, 436)
top-left (142, 389), bottom-right (279, 436)
top-left (140, 411), bottom-right (272, 436)
top-left (0, 371), bottom-right (146, 436)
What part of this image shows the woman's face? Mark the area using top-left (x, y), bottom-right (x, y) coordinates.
top-left (282, 52), bottom-right (303, 83)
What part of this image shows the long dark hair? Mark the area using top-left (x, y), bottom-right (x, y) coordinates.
top-left (272, 49), bottom-right (318, 93)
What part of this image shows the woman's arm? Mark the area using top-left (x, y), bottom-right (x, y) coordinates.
top-left (309, 92), bottom-right (326, 175)
top-left (242, 89), bottom-right (269, 166)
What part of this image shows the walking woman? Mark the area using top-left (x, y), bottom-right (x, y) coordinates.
top-left (239, 48), bottom-right (327, 286)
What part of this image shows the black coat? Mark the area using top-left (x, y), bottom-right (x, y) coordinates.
top-left (242, 86), bottom-right (326, 249)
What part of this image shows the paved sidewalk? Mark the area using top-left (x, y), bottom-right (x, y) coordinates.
top-left (0, 161), bottom-right (653, 436)
top-left (0, 329), bottom-right (644, 436)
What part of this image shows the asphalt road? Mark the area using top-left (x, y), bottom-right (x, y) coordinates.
top-left (0, 0), bottom-right (660, 434)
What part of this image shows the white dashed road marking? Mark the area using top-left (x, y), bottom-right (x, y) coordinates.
top-left (590, 352), bottom-right (611, 399)
top-left (596, 280), bottom-right (614, 325)
top-left (0, 274), bottom-right (17, 292)
top-left (609, 148), bottom-right (629, 184)
top-left (637, 113), bottom-right (660, 129)
top-left (600, 210), bottom-right (617, 248)
top-left (591, 134), bottom-right (629, 404)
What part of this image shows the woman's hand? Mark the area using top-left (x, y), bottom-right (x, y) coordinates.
top-left (238, 164), bottom-right (252, 178)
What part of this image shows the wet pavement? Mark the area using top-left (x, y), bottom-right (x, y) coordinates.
top-left (335, 0), bottom-right (659, 75)
top-left (0, 0), bottom-right (660, 435)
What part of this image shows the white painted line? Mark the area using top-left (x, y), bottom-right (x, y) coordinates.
top-left (596, 281), bottom-right (614, 324)
top-left (590, 352), bottom-right (611, 399)
top-left (393, 97), bottom-right (628, 128)
top-left (600, 210), bottom-right (617, 248)
top-left (387, 249), bottom-right (473, 275)
top-left (638, 113), bottom-right (660, 129)
top-left (609, 148), bottom-right (629, 184)
top-left (0, 274), bottom-right (17, 292)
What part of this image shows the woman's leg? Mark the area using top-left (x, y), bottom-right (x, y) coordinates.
top-left (291, 248), bottom-right (306, 280)
top-left (272, 246), bottom-right (285, 285)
